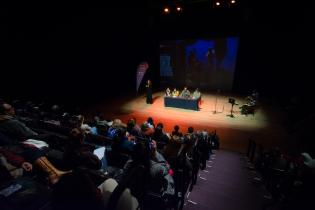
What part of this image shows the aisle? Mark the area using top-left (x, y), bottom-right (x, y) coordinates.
top-left (184, 150), bottom-right (264, 210)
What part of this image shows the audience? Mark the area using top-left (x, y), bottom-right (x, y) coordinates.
top-left (0, 97), bottom-right (225, 210)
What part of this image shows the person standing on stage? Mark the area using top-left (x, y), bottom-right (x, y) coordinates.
top-left (146, 80), bottom-right (153, 104)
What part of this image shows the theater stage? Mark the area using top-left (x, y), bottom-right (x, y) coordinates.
top-left (84, 91), bottom-right (291, 153)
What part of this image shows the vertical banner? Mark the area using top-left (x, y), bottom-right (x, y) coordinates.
top-left (136, 61), bottom-right (149, 93)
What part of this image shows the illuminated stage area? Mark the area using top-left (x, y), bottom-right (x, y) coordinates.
top-left (85, 91), bottom-right (290, 153)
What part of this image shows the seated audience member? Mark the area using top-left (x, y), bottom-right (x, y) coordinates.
top-left (122, 142), bottom-right (151, 200)
top-left (94, 113), bottom-right (113, 127)
top-left (140, 122), bottom-right (154, 138)
top-left (185, 126), bottom-right (197, 143)
top-left (77, 115), bottom-right (93, 133)
top-left (192, 88), bottom-right (201, 99)
top-left (180, 86), bottom-right (191, 98)
top-left (146, 117), bottom-right (155, 129)
top-left (152, 123), bottom-right (170, 145)
top-left (109, 127), bottom-right (135, 157)
top-left (117, 128), bottom-right (136, 154)
top-left (149, 140), bottom-right (175, 202)
top-left (0, 103), bottom-right (38, 140)
top-left (0, 148), bottom-right (33, 177)
top-left (52, 169), bottom-right (105, 210)
top-left (0, 145), bottom-right (71, 184)
top-left (107, 119), bottom-right (127, 138)
top-left (172, 88), bottom-right (179, 97)
top-left (0, 102), bottom-right (57, 148)
top-left (50, 104), bottom-right (62, 121)
top-left (301, 152), bottom-right (315, 169)
top-left (126, 118), bottom-right (142, 137)
top-left (171, 125), bottom-right (183, 137)
top-left (162, 135), bottom-right (182, 160)
top-left (165, 87), bottom-right (171, 97)
top-left (106, 132), bottom-right (131, 169)
top-left (63, 128), bottom-right (102, 170)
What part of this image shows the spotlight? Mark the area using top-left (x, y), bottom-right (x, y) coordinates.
top-left (163, 7), bottom-right (170, 13)
top-left (231, 0), bottom-right (236, 3)
top-left (215, 2), bottom-right (220, 6)
top-left (176, 6), bottom-right (182, 12)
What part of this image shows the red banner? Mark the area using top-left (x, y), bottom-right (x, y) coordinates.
top-left (136, 62), bottom-right (149, 92)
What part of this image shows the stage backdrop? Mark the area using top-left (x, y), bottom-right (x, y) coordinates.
top-left (160, 37), bottom-right (239, 91)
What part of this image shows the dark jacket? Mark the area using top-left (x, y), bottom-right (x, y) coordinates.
top-left (0, 115), bottom-right (37, 140)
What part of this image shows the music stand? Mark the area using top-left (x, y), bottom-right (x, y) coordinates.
top-left (227, 98), bottom-right (237, 118)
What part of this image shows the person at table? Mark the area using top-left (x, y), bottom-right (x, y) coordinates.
top-left (192, 88), bottom-right (201, 99)
top-left (165, 87), bottom-right (171, 97)
top-left (172, 88), bottom-right (179, 97)
top-left (180, 87), bottom-right (191, 98)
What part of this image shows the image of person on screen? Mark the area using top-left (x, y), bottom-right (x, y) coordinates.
top-left (206, 48), bottom-right (217, 71)
top-left (146, 80), bottom-right (153, 104)
top-left (165, 87), bottom-right (171, 97)
top-left (180, 86), bottom-right (191, 98)
top-left (188, 50), bottom-right (197, 72)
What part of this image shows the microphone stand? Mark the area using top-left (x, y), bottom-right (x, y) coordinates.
top-left (213, 89), bottom-right (220, 114)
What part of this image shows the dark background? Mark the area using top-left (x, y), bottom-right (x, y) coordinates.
top-left (1, 1), bottom-right (314, 106)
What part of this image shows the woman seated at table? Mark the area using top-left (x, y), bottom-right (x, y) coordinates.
top-left (172, 88), bottom-right (179, 97)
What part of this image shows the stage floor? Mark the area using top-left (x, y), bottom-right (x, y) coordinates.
top-left (84, 91), bottom-right (290, 153)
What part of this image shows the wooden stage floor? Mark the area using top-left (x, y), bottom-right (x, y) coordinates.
top-left (84, 91), bottom-right (291, 153)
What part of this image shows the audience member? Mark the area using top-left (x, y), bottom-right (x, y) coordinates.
top-left (0, 103), bottom-right (38, 140)
top-left (171, 125), bottom-right (183, 137)
top-left (127, 118), bottom-right (142, 137)
top-left (63, 128), bottom-right (102, 170)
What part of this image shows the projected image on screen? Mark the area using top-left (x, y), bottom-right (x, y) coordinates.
top-left (160, 37), bottom-right (239, 91)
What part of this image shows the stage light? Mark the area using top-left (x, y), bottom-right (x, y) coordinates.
top-left (176, 6), bottom-right (182, 12)
top-left (163, 7), bottom-right (170, 13)
top-left (231, 0), bottom-right (236, 3)
top-left (215, 2), bottom-right (220, 6)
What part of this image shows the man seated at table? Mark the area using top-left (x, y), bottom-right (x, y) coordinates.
top-left (172, 88), bottom-right (179, 97)
top-left (192, 88), bottom-right (201, 99)
top-left (180, 87), bottom-right (191, 98)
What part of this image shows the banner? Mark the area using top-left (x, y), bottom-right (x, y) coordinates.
top-left (136, 61), bottom-right (149, 93)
